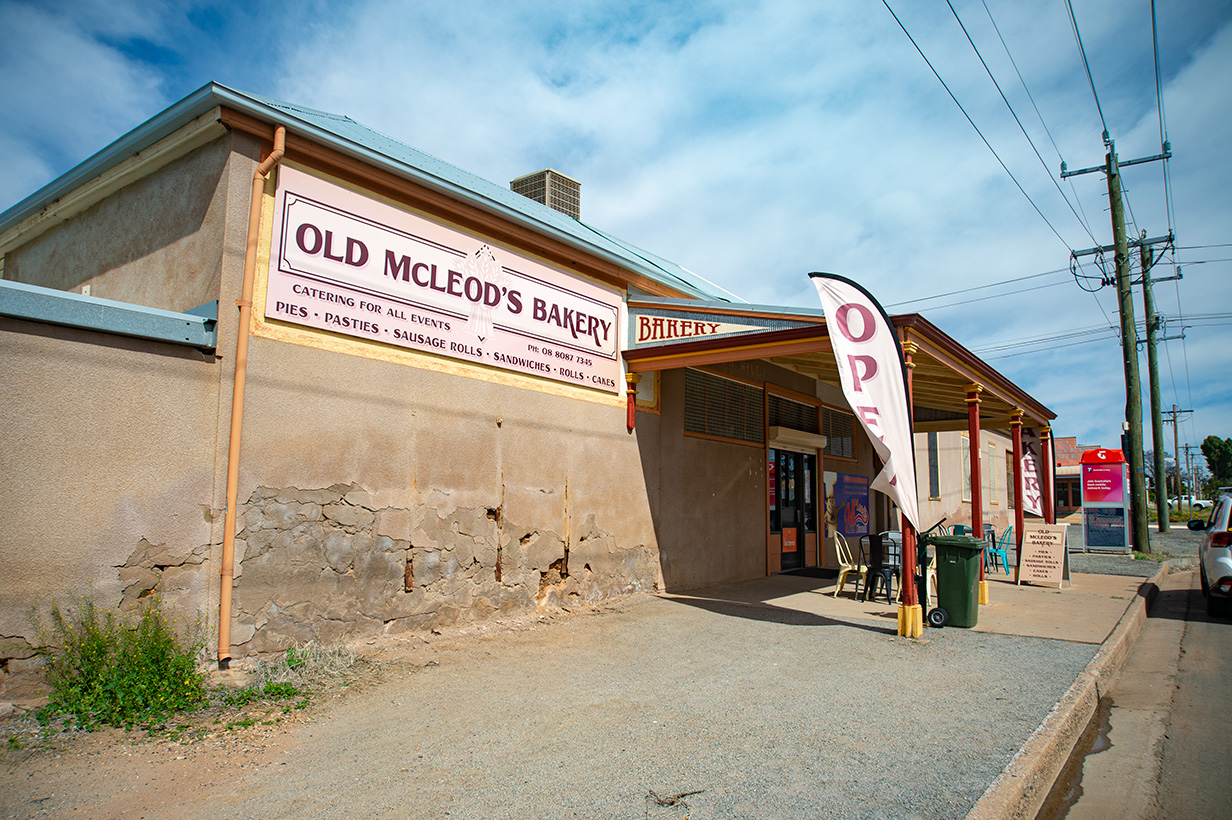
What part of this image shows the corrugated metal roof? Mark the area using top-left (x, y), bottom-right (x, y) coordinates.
top-left (0, 82), bottom-right (738, 303)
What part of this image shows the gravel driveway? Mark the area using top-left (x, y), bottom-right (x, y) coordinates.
top-left (190, 589), bottom-right (1095, 820)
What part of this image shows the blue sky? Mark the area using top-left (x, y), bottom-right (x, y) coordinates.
top-left (2, 0), bottom-right (1229, 474)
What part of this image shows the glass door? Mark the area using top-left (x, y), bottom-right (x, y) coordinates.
top-left (771, 449), bottom-right (815, 571)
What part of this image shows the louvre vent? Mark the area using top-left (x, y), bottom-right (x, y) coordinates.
top-left (510, 169), bottom-right (581, 219)
top-left (684, 369), bottom-right (764, 445)
top-left (769, 394), bottom-right (819, 434)
top-left (822, 406), bottom-right (856, 459)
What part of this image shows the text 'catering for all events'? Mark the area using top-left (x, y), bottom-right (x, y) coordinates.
top-left (264, 165), bottom-right (622, 392)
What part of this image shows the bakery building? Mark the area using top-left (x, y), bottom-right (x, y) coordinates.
top-left (0, 84), bottom-right (1055, 687)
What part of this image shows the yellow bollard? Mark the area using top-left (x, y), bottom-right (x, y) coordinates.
top-left (897, 604), bottom-right (923, 638)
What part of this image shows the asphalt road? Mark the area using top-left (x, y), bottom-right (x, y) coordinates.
top-left (1155, 573), bottom-right (1232, 819)
top-left (1038, 527), bottom-right (1229, 820)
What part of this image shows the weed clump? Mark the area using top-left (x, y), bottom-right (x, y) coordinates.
top-left (36, 598), bottom-right (206, 730)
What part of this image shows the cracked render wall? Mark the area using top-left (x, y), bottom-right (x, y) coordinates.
top-left (224, 331), bottom-right (660, 655)
top-left (0, 318), bottom-right (222, 698)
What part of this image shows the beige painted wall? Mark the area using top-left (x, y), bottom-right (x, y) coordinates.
top-left (3, 135), bottom-right (252, 313)
top-left (915, 428), bottom-right (1019, 537)
top-left (0, 318), bottom-right (223, 692)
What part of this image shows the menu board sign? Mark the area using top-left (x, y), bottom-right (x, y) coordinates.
top-left (1018, 523), bottom-right (1070, 588)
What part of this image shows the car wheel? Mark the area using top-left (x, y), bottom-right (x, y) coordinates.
top-left (1201, 559), bottom-right (1210, 596)
top-left (1207, 594), bottom-right (1230, 618)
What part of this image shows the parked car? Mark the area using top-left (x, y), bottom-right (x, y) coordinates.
top-left (1173, 495), bottom-right (1213, 510)
top-left (1189, 494), bottom-right (1232, 617)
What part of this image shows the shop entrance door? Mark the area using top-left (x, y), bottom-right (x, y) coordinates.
top-left (772, 449), bottom-right (815, 571)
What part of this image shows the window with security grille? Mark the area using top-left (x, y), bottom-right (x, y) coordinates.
top-left (822, 406), bottom-right (856, 460)
top-left (769, 394), bottom-right (819, 433)
top-left (684, 369), bottom-right (764, 445)
top-left (928, 432), bottom-right (940, 499)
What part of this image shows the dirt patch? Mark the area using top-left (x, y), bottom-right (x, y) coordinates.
top-left (0, 598), bottom-right (632, 819)
top-left (0, 653), bottom-right (390, 819)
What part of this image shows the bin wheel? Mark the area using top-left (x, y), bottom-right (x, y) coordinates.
top-left (928, 607), bottom-right (948, 628)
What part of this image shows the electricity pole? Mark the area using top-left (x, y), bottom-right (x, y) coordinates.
top-left (1141, 237), bottom-right (1167, 531)
top-left (1064, 139), bottom-right (1171, 554)
top-left (1163, 405), bottom-right (1192, 503)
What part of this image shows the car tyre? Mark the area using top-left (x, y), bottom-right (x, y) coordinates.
top-left (1200, 559), bottom-right (1210, 596)
top-left (1207, 594), bottom-right (1230, 618)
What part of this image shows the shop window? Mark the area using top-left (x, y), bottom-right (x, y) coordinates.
top-left (822, 406), bottom-right (856, 460)
top-left (927, 432), bottom-right (940, 500)
top-left (989, 443), bottom-right (998, 503)
top-left (683, 369), bottom-right (764, 445)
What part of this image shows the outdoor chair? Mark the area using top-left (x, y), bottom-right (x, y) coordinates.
top-left (987, 526), bottom-right (1014, 575)
top-left (926, 552), bottom-right (939, 603)
top-left (861, 531), bottom-right (902, 604)
top-left (832, 533), bottom-right (867, 599)
top-left (949, 524), bottom-right (972, 536)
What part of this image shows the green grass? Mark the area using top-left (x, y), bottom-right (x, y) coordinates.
top-left (221, 680), bottom-right (302, 707)
top-left (35, 597), bottom-right (206, 730)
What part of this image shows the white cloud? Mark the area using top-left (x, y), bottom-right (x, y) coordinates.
top-left (1, 0), bottom-right (1228, 451)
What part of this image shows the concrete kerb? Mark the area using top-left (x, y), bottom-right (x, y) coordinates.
top-left (965, 559), bottom-right (1185, 820)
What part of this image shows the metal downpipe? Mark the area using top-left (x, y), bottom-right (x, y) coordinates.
top-left (218, 126), bottom-right (285, 668)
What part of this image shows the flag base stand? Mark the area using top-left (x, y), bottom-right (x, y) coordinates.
top-left (897, 604), bottom-right (922, 638)
top-left (979, 580), bottom-right (989, 605)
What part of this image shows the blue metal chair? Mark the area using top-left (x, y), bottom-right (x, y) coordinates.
top-left (986, 526), bottom-right (1012, 575)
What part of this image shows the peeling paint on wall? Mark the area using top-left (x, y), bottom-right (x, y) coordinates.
top-left (229, 484), bottom-right (656, 655)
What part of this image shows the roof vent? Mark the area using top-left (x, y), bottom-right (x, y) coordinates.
top-left (510, 169), bottom-right (580, 219)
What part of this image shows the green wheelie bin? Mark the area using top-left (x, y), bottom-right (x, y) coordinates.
top-left (926, 535), bottom-right (985, 628)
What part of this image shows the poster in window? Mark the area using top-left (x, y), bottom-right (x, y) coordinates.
top-left (834, 474), bottom-right (870, 537)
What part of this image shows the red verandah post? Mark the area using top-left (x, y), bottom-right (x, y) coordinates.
top-left (967, 383), bottom-right (988, 604)
top-left (900, 341), bottom-right (919, 613)
top-left (1011, 409), bottom-right (1025, 580)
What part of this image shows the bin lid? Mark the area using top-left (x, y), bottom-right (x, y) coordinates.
top-left (923, 534), bottom-right (987, 548)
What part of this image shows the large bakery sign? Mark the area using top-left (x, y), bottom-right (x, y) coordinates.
top-left (265, 166), bottom-right (621, 392)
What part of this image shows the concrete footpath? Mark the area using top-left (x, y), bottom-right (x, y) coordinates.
top-left (670, 563), bottom-right (1175, 820)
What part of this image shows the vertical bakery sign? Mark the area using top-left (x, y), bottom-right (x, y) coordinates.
top-left (265, 165), bottom-right (621, 393)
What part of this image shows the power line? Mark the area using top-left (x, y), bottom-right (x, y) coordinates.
top-left (881, 0), bottom-right (1076, 252)
top-left (1151, 0), bottom-right (1177, 235)
top-left (983, 331), bottom-right (1119, 360)
top-left (885, 266), bottom-right (1068, 308)
top-left (947, 0), bottom-right (1099, 244)
top-left (979, 0), bottom-right (1102, 243)
top-left (1066, 0), bottom-right (1109, 141)
top-left (897, 280), bottom-right (1071, 313)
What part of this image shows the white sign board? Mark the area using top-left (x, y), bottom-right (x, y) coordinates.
top-left (1018, 523), bottom-right (1070, 588)
top-left (265, 165), bottom-right (622, 392)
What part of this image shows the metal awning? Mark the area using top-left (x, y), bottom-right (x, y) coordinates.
top-left (623, 298), bottom-right (1055, 431)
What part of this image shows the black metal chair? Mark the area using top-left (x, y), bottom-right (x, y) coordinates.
top-left (860, 532), bottom-right (902, 604)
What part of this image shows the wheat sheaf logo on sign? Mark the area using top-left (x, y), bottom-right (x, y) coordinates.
top-left (462, 244), bottom-right (509, 342)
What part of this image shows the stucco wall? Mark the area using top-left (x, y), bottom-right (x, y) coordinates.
top-left (915, 428), bottom-right (1018, 537)
top-left (0, 318), bottom-right (223, 697)
top-left (3, 133), bottom-right (247, 313)
top-left (649, 369), bottom-right (766, 591)
top-left (223, 333), bottom-right (660, 654)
